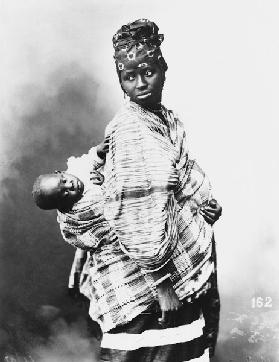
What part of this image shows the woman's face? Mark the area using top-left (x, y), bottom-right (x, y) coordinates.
top-left (120, 59), bottom-right (165, 109)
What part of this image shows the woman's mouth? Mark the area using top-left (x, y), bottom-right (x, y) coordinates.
top-left (137, 92), bottom-right (152, 100)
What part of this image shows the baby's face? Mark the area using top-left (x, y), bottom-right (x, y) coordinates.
top-left (42, 172), bottom-right (84, 209)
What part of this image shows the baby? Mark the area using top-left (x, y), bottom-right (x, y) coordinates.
top-left (32, 140), bottom-right (108, 212)
top-left (32, 139), bottom-right (110, 301)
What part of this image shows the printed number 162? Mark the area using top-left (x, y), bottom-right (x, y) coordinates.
top-left (251, 296), bottom-right (272, 308)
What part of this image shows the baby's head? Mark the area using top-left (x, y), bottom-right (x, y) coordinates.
top-left (32, 171), bottom-right (84, 212)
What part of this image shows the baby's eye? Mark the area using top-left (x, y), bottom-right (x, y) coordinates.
top-left (62, 190), bottom-right (69, 198)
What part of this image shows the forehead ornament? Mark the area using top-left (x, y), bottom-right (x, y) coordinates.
top-left (147, 49), bottom-right (155, 58)
top-left (138, 62), bottom-right (148, 68)
top-left (127, 52), bottom-right (136, 60)
top-left (118, 62), bottom-right (124, 71)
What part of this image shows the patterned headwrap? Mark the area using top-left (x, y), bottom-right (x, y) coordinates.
top-left (112, 19), bottom-right (168, 73)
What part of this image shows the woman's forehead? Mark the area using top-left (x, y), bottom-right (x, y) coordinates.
top-left (124, 58), bottom-right (157, 71)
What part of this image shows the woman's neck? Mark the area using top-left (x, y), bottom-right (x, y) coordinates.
top-left (129, 100), bottom-right (163, 113)
top-left (143, 102), bottom-right (162, 112)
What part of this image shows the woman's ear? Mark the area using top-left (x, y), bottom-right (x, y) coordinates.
top-left (161, 70), bottom-right (166, 89)
top-left (120, 82), bottom-right (128, 98)
top-left (117, 68), bottom-right (128, 98)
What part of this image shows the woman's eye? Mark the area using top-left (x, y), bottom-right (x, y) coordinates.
top-left (145, 70), bottom-right (153, 77)
top-left (127, 75), bottom-right (135, 81)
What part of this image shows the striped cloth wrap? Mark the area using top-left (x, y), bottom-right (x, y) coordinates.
top-left (57, 189), bottom-right (118, 251)
top-left (103, 101), bottom-right (213, 274)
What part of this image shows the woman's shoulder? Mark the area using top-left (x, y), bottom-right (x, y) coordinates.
top-left (105, 102), bottom-right (142, 134)
top-left (162, 105), bottom-right (185, 132)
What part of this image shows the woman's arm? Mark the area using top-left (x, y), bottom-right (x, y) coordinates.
top-left (174, 118), bottom-right (222, 224)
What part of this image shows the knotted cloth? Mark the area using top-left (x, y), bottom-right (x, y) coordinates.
top-left (112, 19), bottom-right (168, 72)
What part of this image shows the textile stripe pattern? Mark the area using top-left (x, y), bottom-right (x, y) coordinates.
top-left (100, 300), bottom-right (209, 362)
top-left (58, 102), bottom-right (216, 333)
top-left (57, 201), bottom-right (118, 251)
top-left (104, 101), bottom-right (213, 273)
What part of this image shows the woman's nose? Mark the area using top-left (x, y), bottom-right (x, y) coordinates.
top-left (136, 74), bottom-right (147, 89)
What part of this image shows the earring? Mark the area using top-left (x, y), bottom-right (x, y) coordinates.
top-left (124, 92), bottom-right (129, 100)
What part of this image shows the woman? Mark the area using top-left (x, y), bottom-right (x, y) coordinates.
top-left (33, 18), bottom-right (221, 359)
top-left (98, 19), bottom-right (221, 361)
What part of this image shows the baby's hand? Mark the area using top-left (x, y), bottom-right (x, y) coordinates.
top-left (90, 171), bottom-right (104, 185)
top-left (68, 272), bottom-right (82, 299)
top-left (200, 199), bottom-right (222, 225)
top-left (97, 135), bottom-right (110, 160)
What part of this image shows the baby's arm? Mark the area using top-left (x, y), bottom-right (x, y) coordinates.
top-left (88, 136), bottom-right (109, 184)
top-left (87, 135), bottom-right (109, 171)
top-left (96, 135), bottom-right (110, 161)
top-left (68, 248), bottom-right (88, 298)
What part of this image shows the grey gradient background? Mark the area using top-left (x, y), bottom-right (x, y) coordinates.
top-left (0, 0), bottom-right (278, 360)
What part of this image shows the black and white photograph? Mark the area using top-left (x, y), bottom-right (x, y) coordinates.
top-left (0, 1), bottom-right (278, 361)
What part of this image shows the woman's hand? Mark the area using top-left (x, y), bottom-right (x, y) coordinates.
top-left (156, 278), bottom-right (182, 327)
top-left (96, 135), bottom-right (110, 160)
top-left (199, 199), bottom-right (222, 225)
